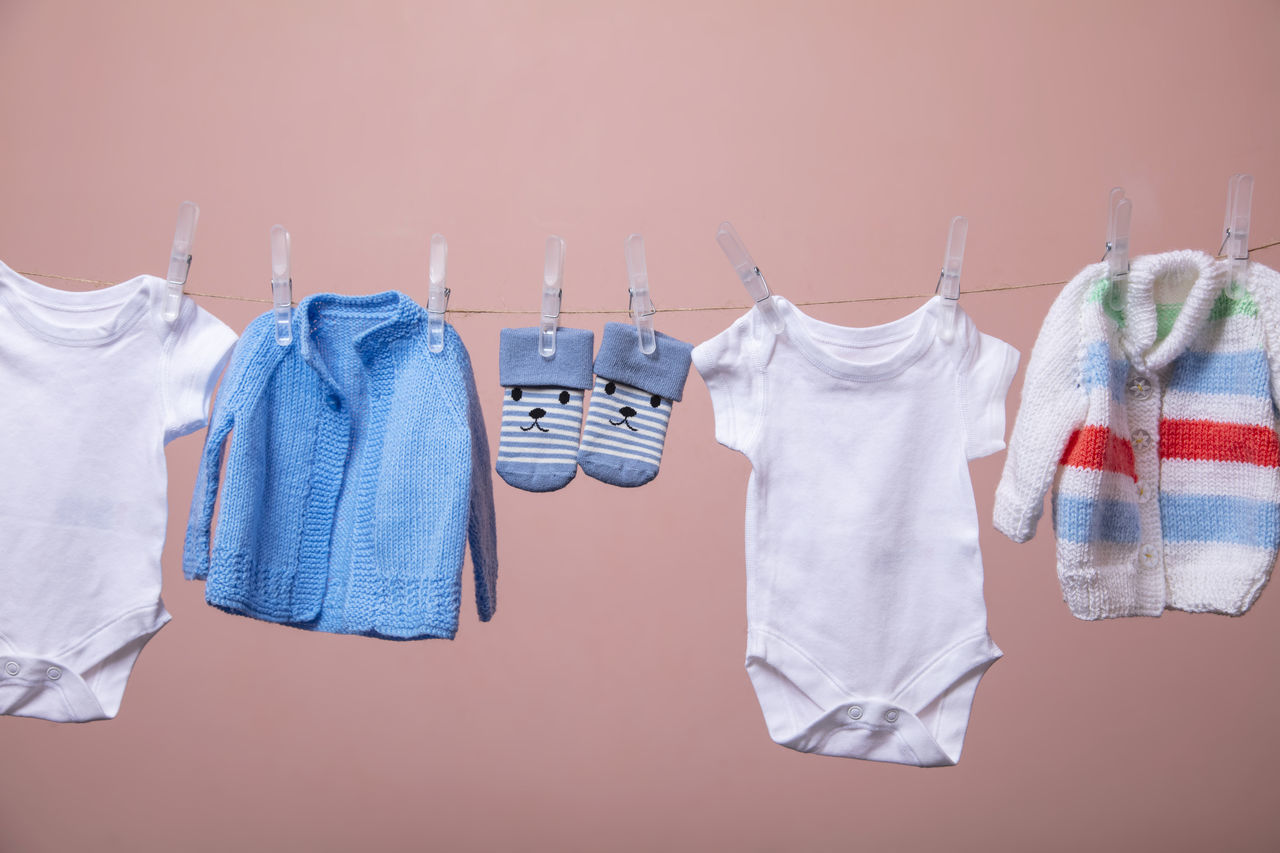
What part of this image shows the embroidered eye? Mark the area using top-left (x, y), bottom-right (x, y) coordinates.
top-left (605, 381), bottom-right (617, 395)
top-left (649, 394), bottom-right (661, 408)
top-left (558, 390), bottom-right (570, 404)
top-left (511, 387), bottom-right (523, 401)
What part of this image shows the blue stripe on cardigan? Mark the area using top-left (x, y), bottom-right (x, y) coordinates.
top-left (1053, 494), bottom-right (1141, 544)
top-left (1159, 493), bottom-right (1280, 548)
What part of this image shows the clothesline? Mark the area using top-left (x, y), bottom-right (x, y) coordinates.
top-left (18, 238), bottom-right (1280, 315)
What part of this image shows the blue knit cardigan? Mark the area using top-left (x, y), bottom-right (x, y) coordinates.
top-left (183, 291), bottom-right (498, 639)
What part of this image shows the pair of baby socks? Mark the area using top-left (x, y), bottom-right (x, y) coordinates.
top-left (495, 322), bottom-right (693, 491)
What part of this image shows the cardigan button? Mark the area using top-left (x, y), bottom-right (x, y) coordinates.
top-left (1131, 429), bottom-right (1152, 450)
top-left (1137, 544), bottom-right (1160, 570)
top-left (1136, 481), bottom-right (1154, 503)
top-left (1126, 376), bottom-right (1153, 401)
top-left (326, 394), bottom-right (341, 412)
top-left (3, 661), bottom-right (18, 676)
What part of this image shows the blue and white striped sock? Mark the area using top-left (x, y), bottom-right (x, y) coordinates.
top-left (578, 322), bottom-right (693, 488)
top-left (494, 327), bottom-right (595, 493)
top-left (579, 378), bottom-right (674, 486)
top-left (497, 385), bottom-right (586, 491)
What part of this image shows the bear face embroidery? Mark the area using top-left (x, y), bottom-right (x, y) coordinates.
top-left (599, 379), bottom-right (669, 433)
top-left (508, 386), bottom-right (582, 434)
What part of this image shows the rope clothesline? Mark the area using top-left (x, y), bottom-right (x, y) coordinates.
top-left (18, 238), bottom-right (1280, 316)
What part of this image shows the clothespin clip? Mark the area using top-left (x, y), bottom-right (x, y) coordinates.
top-left (625, 234), bottom-right (657, 355)
top-left (162, 201), bottom-right (199, 322)
top-left (539, 235), bottom-right (565, 357)
top-left (935, 216), bottom-right (967, 343)
top-left (715, 221), bottom-right (785, 333)
top-left (1102, 187), bottom-right (1132, 311)
top-left (1221, 174), bottom-right (1254, 299)
top-left (426, 233), bottom-right (449, 354)
top-left (270, 225), bottom-right (293, 346)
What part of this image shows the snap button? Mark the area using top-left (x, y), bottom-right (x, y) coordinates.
top-left (847, 705), bottom-right (863, 720)
top-left (3, 661), bottom-right (18, 676)
top-left (1126, 376), bottom-right (1153, 401)
top-left (884, 709), bottom-right (900, 724)
top-left (1132, 428), bottom-right (1153, 450)
top-left (46, 667), bottom-right (61, 680)
top-left (1136, 481), bottom-right (1154, 503)
top-left (1137, 544), bottom-right (1160, 570)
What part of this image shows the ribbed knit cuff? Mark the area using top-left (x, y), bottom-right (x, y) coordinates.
top-left (992, 481), bottom-right (1039, 543)
top-left (593, 322), bottom-right (693, 401)
top-left (499, 327), bottom-right (596, 389)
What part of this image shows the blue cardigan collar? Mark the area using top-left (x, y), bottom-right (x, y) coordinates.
top-left (295, 291), bottom-right (426, 392)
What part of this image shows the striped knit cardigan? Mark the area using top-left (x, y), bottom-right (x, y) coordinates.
top-left (993, 250), bottom-right (1280, 619)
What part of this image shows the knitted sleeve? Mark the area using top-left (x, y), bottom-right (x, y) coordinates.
top-left (957, 310), bottom-right (1021, 460)
top-left (691, 308), bottom-right (769, 455)
top-left (992, 266), bottom-right (1096, 543)
top-left (181, 315), bottom-right (268, 580)
top-left (463, 351), bottom-right (499, 621)
top-left (162, 297), bottom-right (238, 444)
top-left (1246, 262), bottom-right (1280, 413)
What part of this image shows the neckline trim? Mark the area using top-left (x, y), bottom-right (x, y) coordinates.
top-left (779, 295), bottom-right (940, 381)
top-left (0, 260), bottom-right (154, 346)
top-left (1121, 250), bottom-right (1225, 372)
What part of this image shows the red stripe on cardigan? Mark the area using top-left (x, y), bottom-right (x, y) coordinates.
top-left (1060, 426), bottom-right (1136, 480)
top-left (1159, 419), bottom-right (1280, 467)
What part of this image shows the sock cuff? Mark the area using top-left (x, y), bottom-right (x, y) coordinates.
top-left (592, 322), bottom-right (693, 401)
top-left (499, 327), bottom-right (596, 389)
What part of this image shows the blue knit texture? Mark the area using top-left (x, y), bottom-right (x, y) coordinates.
top-left (182, 291), bottom-right (498, 640)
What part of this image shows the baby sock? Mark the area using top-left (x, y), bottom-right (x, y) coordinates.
top-left (579, 322), bottom-right (693, 487)
top-left (495, 327), bottom-right (595, 492)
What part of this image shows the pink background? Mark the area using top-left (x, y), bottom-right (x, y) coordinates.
top-left (2, 1), bottom-right (1280, 850)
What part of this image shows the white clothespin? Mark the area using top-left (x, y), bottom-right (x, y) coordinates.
top-left (270, 225), bottom-right (293, 346)
top-left (162, 201), bottom-right (199, 322)
top-left (715, 221), bottom-right (785, 333)
top-left (1103, 187), bottom-right (1132, 311)
top-left (625, 234), bottom-right (657, 355)
top-left (540, 235), bottom-right (565, 357)
top-left (935, 216), bottom-right (967, 343)
top-left (1221, 174), bottom-right (1254, 298)
top-left (426, 233), bottom-right (450, 354)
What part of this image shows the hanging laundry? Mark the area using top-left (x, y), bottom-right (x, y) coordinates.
top-left (0, 260), bottom-right (237, 721)
top-left (695, 294), bottom-right (1018, 765)
top-left (995, 251), bottom-right (1280, 619)
top-left (183, 291), bottom-right (498, 639)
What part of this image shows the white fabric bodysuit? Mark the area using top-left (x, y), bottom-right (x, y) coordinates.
top-left (693, 296), bottom-right (1018, 765)
top-left (0, 262), bottom-right (236, 722)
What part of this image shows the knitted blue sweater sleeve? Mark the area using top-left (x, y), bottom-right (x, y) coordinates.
top-left (463, 349), bottom-right (499, 620)
top-left (182, 315), bottom-right (270, 581)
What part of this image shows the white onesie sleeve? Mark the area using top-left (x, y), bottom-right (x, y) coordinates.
top-left (162, 297), bottom-right (239, 443)
top-left (959, 317), bottom-right (1021, 460)
top-left (691, 309), bottom-right (767, 455)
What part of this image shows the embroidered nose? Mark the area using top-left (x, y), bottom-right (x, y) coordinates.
top-left (619, 406), bottom-right (636, 418)
top-left (529, 407), bottom-right (546, 419)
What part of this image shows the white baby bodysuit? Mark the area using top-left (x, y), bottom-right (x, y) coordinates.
top-left (694, 296), bottom-right (1018, 765)
top-left (0, 261), bottom-right (236, 722)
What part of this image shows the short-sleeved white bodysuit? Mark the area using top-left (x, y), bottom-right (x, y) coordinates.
top-left (694, 296), bottom-right (1018, 765)
top-left (0, 262), bottom-right (236, 722)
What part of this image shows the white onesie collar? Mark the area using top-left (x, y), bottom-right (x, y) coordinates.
top-left (778, 295), bottom-right (940, 381)
top-left (0, 260), bottom-right (154, 346)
